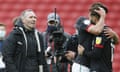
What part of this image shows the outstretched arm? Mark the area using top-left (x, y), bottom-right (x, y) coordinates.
top-left (78, 44), bottom-right (103, 59)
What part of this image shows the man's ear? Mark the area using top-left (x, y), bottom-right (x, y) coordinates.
top-left (21, 17), bottom-right (25, 23)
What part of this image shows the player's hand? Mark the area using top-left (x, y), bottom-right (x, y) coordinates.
top-left (65, 51), bottom-right (76, 61)
top-left (104, 27), bottom-right (115, 39)
top-left (94, 7), bottom-right (106, 18)
top-left (78, 44), bottom-right (85, 55)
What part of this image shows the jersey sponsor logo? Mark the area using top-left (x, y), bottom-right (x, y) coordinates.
top-left (94, 44), bottom-right (103, 48)
top-left (95, 37), bottom-right (102, 44)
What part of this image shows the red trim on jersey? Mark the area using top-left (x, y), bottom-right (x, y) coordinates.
top-left (86, 24), bottom-right (94, 32)
top-left (95, 44), bottom-right (104, 48)
top-left (68, 64), bottom-right (71, 72)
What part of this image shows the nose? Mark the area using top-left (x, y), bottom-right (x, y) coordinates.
top-left (31, 18), bottom-right (36, 24)
top-left (32, 17), bottom-right (37, 21)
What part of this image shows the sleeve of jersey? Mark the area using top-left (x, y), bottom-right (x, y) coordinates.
top-left (83, 36), bottom-right (105, 59)
top-left (80, 23), bottom-right (93, 32)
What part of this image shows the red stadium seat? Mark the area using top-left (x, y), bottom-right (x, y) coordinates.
top-left (0, 1), bottom-right (120, 71)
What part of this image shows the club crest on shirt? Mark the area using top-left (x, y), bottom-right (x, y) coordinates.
top-left (96, 37), bottom-right (102, 44)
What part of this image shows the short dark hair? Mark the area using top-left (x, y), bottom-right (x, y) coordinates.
top-left (89, 2), bottom-right (108, 13)
top-left (89, 2), bottom-right (108, 19)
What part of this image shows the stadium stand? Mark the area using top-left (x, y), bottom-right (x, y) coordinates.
top-left (0, 0), bottom-right (120, 71)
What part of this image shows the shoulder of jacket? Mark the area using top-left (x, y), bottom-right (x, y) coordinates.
top-left (5, 27), bottom-right (23, 41)
top-left (70, 34), bottom-right (78, 40)
top-left (9, 27), bottom-right (22, 35)
top-left (63, 32), bottom-right (71, 38)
